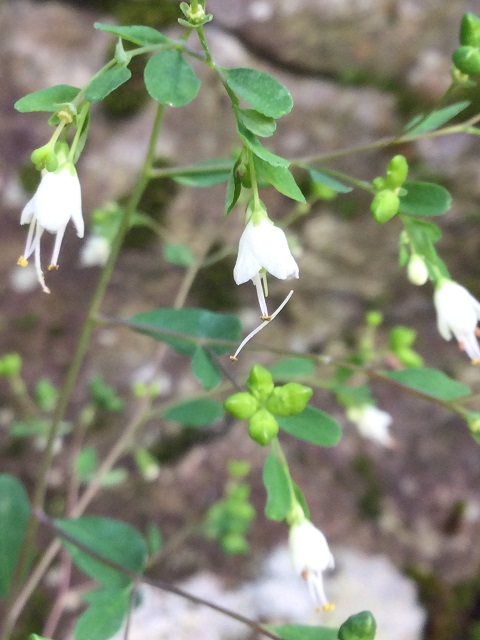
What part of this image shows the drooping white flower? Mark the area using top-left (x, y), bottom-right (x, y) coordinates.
top-left (347, 404), bottom-right (395, 448)
top-left (231, 205), bottom-right (299, 360)
top-left (434, 279), bottom-right (480, 363)
top-left (289, 519), bottom-right (335, 612)
top-left (17, 163), bottom-right (84, 293)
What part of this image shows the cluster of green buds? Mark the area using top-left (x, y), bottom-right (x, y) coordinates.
top-left (224, 364), bottom-right (313, 446)
top-left (389, 326), bottom-right (423, 368)
top-left (179, 0), bottom-right (213, 27)
top-left (370, 155), bottom-right (408, 224)
top-left (452, 13), bottom-right (480, 77)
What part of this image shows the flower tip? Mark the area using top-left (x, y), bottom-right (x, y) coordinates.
top-left (47, 264), bottom-right (59, 272)
top-left (317, 602), bottom-right (335, 613)
top-left (229, 355), bottom-right (239, 363)
top-left (472, 358), bottom-right (480, 366)
top-left (17, 256), bottom-right (28, 267)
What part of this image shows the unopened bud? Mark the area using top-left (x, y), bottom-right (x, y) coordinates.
top-left (248, 409), bottom-right (278, 446)
top-left (459, 13), bottom-right (480, 48)
top-left (338, 611), bottom-right (377, 640)
top-left (453, 46), bottom-right (480, 76)
top-left (246, 364), bottom-right (274, 401)
top-left (407, 254), bottom-right (429, 286)
top-left (370, 190), bottom-right (400, 223)
top-left (224, 392), bottom-right (258, 420)
top-left (266, 382), bottom-right (312, 417)
top-left (385, 155), bottom-right (408, 189)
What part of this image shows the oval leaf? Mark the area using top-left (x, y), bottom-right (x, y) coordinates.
top-left (271, 624), bottom-right (338, 640)
top-left (385, 367), bottom-right (470, 401)
top-left (238, 122), bottom-right (290, 167)
top-left (94, 22), bottom-right (170, 46)
top-left (164, 398), bottom-right (224, 427)
top-left (269, 357), bottom-right (315, 379)
top-left (144, 50), bottom-right (200, 107)
top-left (74, 588), bottom-right (131, 640)
top-left (263, 449), bottom-right (292, 521)
top-left (278, 407), bottom-right (342, 447)
top-left (224, 68), bottom-right (293, 118)
top-left (308, 168), bottom-right (353, 193)
top-left (191, 346), bottom-right (222, 389)
top-left (400, 182), bottom-right (452, 217)
top-left (15, 85), bottom-right (80, 113)
top-left (254, 156), bottom-right (306, 203)
top-left (128, 308), bottom-right (241, 356)
top-left (55, 516), bottom-right (147, 588)
top-left (405, 100), bottom-right (470, 135)
top-left (85, 66), bottom-right (132, 103)
top-left (237, 109), bottom-right (277, 137)
top-left (172, 159), bottom-right (232, 187)
top-left (0, 475), bottom-right (30, 596)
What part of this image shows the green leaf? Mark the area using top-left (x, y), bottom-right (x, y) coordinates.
top-left (237, 109), bottom-right (277, 137)
top-left (237, 122), bottom-right (290, 167)
top-left (85, 66), bottom-right (132, 102)
top-left (144, 50), bottom-right (200, 107)
top-left (278, 407), bottom-right (342, 447)
top-left (225, 158), bottom-right (243, 215)
top-left (269, 357), bottom-right (315, 379)
top-left (405, 100), bottom-right (470, 135)
top-left (271, 624), bottom-right (338, 640)
top-left (224, 68), bottom-right (293, 118)
top-left (94, 22), bottom-right (170, 46)
top-left (172, 159), bottom-right (231, 187)
top-left (163, 243), bottom-right (195, 267)
top-left (385, 368), bottom-right (471, 401)
top-left (263, 449), bottom-right (292, 521)
top-left (164, 398), bottom-right (224, 426)
top-left (0, 475), bottom-right (30, 596)
top-left (55, 516), bottom-right (147, 588)
top-left (254, 156), bottom-right (306, 203)
top-left (74, 587), bottom-right (131, 640)
top-left (14, 85), bottom-right (80, 113)
top-left (399, 182), bottom-right (452, 217)
top-left (129, 308), bottom-right (242, 356)
top-left (308, 168), bottom-right (353, 193)
top-left (191, 346), bottom-right (223, 389)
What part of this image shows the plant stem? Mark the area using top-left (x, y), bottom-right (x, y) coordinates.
top-left (0, 103), bottom-right (165, 640)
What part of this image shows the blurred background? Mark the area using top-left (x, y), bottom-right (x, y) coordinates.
top-left (1, 1), bottom-right (480, 638)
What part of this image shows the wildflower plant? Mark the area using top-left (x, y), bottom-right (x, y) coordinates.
top-left (3, 4), bottom-right (480, 640)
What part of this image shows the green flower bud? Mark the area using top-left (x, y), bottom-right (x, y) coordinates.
top-left (338, 611), bottom-right (377, 640)
top-left (396, 348), bottom-right (423, 368)
top-left (385, 155), bottom-right (408, 189)
top-left (459, 13), bottom-right (480, 48)
top-left (266, 382), bottom-right (313, 417)
top-left (248, 409), bottom-right (278, 446)
top-left (407, 254), bottom-right (429, 286)
top-left (246, 364), bottom-right (274, 401)
top-left (452, 46), bottom-right (480, 76)
top-left (389, 326), bottom-right (416, 350)
top-left (0, 353), bottom-right (22, 377)
top-left (224, 392), bottom-right (259, 420)
top-left (366, 310), bottom-right (383, 327)
top-left (371, 177), bottom-right (386, 192)
top-left (222, 532), bottom-right (248, 554)
top-left (370, 189), bottom-right (400, 224)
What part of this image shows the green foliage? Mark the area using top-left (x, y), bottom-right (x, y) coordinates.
top-left (76, 447), bottom-right (127, 487)
top-left (307, 168), bottom-right (353, 193)
top-left (85, 65), bottom-right (132, 103)
top-left (0, 353), bottom-right (22, 376)
top-left (405, 101), bottom-right (470, 135)
top-left (55, 516), bottom-right (147, 588)
top-left (163, 243), bottom-right (195, 266)
top-left (278, 407), bottom-right (342, 447)
top-left (400, 182), bottom-right (452, 217)
top-left (35, 378), bottom-right (58, 412)
top-left (14, 85), bottom-right (80, 113)
top-left (385, 368), bottom-right (471, 401)
top-left (269, 357), bottom-right (315, 379)
top-left (129, 307), bottom-right (241, 356)
top-left (237, 122), bottom-right (290, 167)
top-left (254, 155), bottom-right (306, 203)
top-left (237, 109), bottom-right (277, 137)
top-left (94, 22), bottom-right (170, 46)
top-left (271, 624), bottom-right (338, 640)
top-left (75, 587), bottom-right (131, 640)
top-left (191, 345), bottom-right (222, 389)
top-left (263, 448), bottom-right (292, 521)
top-left (171, 159), bottom-right (231, 187)
top-left (163, 398), bottom-right (224, 426)
top-left (89, 376), bottom-right (124, 411)
top-left (0, 475), bottom-right (30, 596)
top-left (389, 326), bottom-right (424, 367)
top-left (144, 50), bottom-right (201, 106)
top-left (224, 68), bottom-right (293, 118)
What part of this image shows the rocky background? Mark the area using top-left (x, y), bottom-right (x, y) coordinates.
top-left (1, 0), bottom-right (480, 638)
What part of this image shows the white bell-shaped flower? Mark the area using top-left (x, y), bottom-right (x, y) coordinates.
top-left (18, 163), bottom-right (84, 293)
top-left (434, 279), bottom-right (480, 363)
top-left (347, 404), bottom-right (395, 448)
top-left (289, 519), bottom-right (335, 612)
